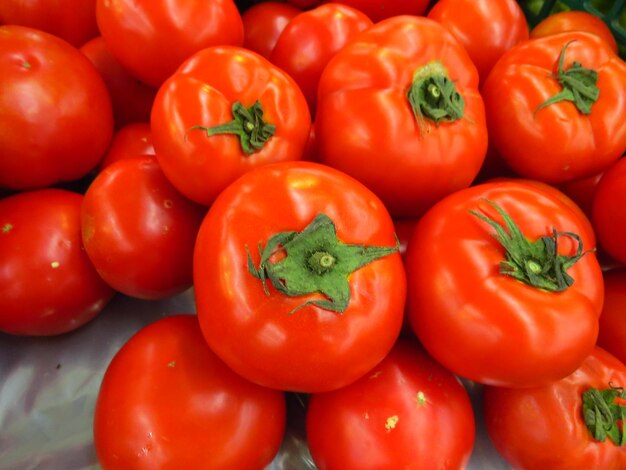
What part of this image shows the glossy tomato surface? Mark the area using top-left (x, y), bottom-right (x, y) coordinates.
top-left (98, 122), bottom-right (155, 170)
top-left (406, 180), bottom-right (604, 387)
top-left (94, 314), bottom-right (286, 470)
top-left (0, 25), bottom-right (113, 190)
top-left (241, 1), bottom-right (301, 59)
top-left (0, 189), bottom-right (115, 336)
top-left (194, 161), bottom-right (406, 393)
top-left (306, 338), bottom-right (476, 469)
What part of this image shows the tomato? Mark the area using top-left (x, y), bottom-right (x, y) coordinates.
top-left (319, 0), bottom-right (430, 22)
top-left (81, 156), bottom-right (206, 300)
top-left (597, 269), bottom-right (626, 365)
top-left (483, 347), bottom-right (626, 469)
top-left (0, 25), bottom-right (113, 190)
top-left (0, 0), bottom-right (98, 48)
top-left (406, 180), bottom-right (603, 387)
top-left (531, 10), bottom-right (619, 54)
top-left (80, 36), bottom-right (157, 129)
top-left (306, 338), bottom-right (475, 469)
top-left (316, 16), bottom-right (488, 218)
top-left (559, 171), bottom-right (604, 221)
top-left (0, 189), bottom-right (115, 336)
top-left (241, 1), bottom-right (302, 59)
top-left (96, 0), bottom-right (244, 88)
top-left (269, 3), bottom-right (372, 117)
top-left (482, 32), bottom-right (626, 184)
top-left (194, 161), bottom-right (406, 393)
top-left (427, 0), bottom-right (529, 84)
top-left (94, 314), bottom-right (286, 470)
top-left (98, 122), bottom-right (155, 170)
top-left (151, 46), bottom-right (311, 206)
top-left (592, 157), bottom-right (626, 265)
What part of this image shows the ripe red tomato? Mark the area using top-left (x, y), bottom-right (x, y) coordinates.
top-left (94, 314), bottom-right (286, 470)
top-left (406, 180), bottom-right (604, 387)
top-left (319, 0), bottom-right (430, 22)
top-left (0, 189), bottom-right (115, 336)
top-left (316, 16), bottom-right (488, 218)
top-left (427, 0), bottom-right (529, 84)
top-left (269, 3), bottom-right (372, 117)
top-left (81, 156), bottom-right (206, 299)
top-left (0, 25), bottom-right (113, 190)
top-left (306, 338), bottom-right (476, 469)
top-left (194, 161), bottom-right (406, 393)
top-left (98, 122), bottom-right (155, 170)
top-left (482, 32), bottom-right (626, 184)
top-left (0, 0), bottom-right (98, 48)
top-left (592, 157), bottom-right (626, 265)
top-left (80, 36), bottom-right (157, 129)
top-left (597, 269), bottom-right (626, 365)
top-left (483, 347), bottom-right (626, 469)
top-left (96, 0), bottom-right (244, 88)
top-left (151, 46), bottom-right (311, 206)
top-left (241, 1), bottom-right (302, 59)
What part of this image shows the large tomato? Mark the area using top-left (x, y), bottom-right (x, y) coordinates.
top-left (96, 0), bottom-right (244, 88)
top-left (482, 32), bottom-right (626, 184)
top-left (194, 161), bottom-right (406, 393)
top-left (0, 189), bottom-right (115, 336)
top-left (151, 46), bottom-right (311, 206)
top-left (98, 122), bottom-right (155, 171)
top-left (94, 314), bottom-right (286, 470)
top-left (81, 156), bottom-right (206, 300)
top-left (306, 338), bottom-right (476, 469)
top-left (315, 15), bottom-right (487, 218)
top-left (0, 25), bottom-right (113, 190)
top-left (483, 346), bottom-right (626, 469)
top-left (241, 1), bottom-right (302, 59)
top-left (597, 268), bottom-right (626, 365)
top-left (406, 180), bottom-right (604, 387)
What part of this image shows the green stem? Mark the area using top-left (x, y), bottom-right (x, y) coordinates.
top-left (582, 383), bottom-right (626, 446)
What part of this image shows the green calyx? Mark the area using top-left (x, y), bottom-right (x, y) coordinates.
top-left (535, 41), bottom-right (600, 116)
top-left (188, 100), bottom-right (275, 155)
top-left (470, 199), bottom-right (592, 292)
top-left (582, 384), bottom-right (626, 446)
top-left (406, 61), bottom-right (465, 137)
top-left (246, 213), bottom-right (399, 315)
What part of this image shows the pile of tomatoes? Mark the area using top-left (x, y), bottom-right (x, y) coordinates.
top-left (1, 0), bottom-right (626, 468)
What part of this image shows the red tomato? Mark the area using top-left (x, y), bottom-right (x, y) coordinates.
top-left (406, 180), bottom-right (604, 387)
top-left (269, 3), bottom-right (372, 117)
top-left (96, 0), bottom-right (244, 88)
top-left (531, 10), bottom-right (619, 54)
top-left (316, 16), bottom-right (488, 218)
top-left (81, 156), bottom-right (206, 300)
top-left (319, 0), bottom-right (430, 22)
top-left (99, 122), bottom-right (155, 170)
top-left (592, 157), bottom-right (626, 265)
top-left (151, 46), bottom-right (311, 206)
top-left (0, 189), bottom-right (115, 336)
top-left (80, 36), bottom-right (157, 129)
top-left (306, 338), bottom-right (475, 469)
top-left (0, 25), bottom-right (113, 190)
top-left (0, 0), bottom-right (98, 48)
top-left (427, 0), bottom-right (529, 84)
top-left (482, 32), bottom-right (626, 184)
top-left (597, 269), bottom-right (626, 364)
top-left (558, 171), bottom-right (603, 221)
top-left (483, 347), bottom-right (626, 469)
top-left (241, 1), bottom-right (302, 59)
top-left (194, 161), bottom-right (406, 393)
top-left (94, 314), bottom-right (286, 470)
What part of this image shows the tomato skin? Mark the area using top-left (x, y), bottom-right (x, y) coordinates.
top-left (98, 122), bottom-right (155, 170)
top-left (96, 0), bottom-right (244, 88)
top-left (242, 1), bottom-right (302, 59)
top-left (592, 157), bottom-right (626, 265)
top-left (427, 0), bottom-right (529, 84)
top-left (319, 0), bottom-right (430, 22)
top-left (94, 314), bottom-right (286, 470)
top-left (482, 32), bottom-right (626, 184)
top-left (406, 180), bottom-right (603, 387)
top-left (0, 25), bottom-right (113, 190)
top-left (151, 46), bottom-right (311, 206)
top-left (269, 3), bottom-right (373, 117)
top-left (483, 347), bottom-right (626, 469)
top-left (0, 0), bottom-right (98, 48)
top-left (81, 156), bottom-right (206, 300)
top-left (306, 338), bottom-right (475, 469)
top-left (597, 269), bottom-right (626, 365)
top-left (0, 189), bottom-right (115, 336)
top-left (194, 161), bottom-right (406, 393)
top-left (316, 16), bottom-right (487, 218)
